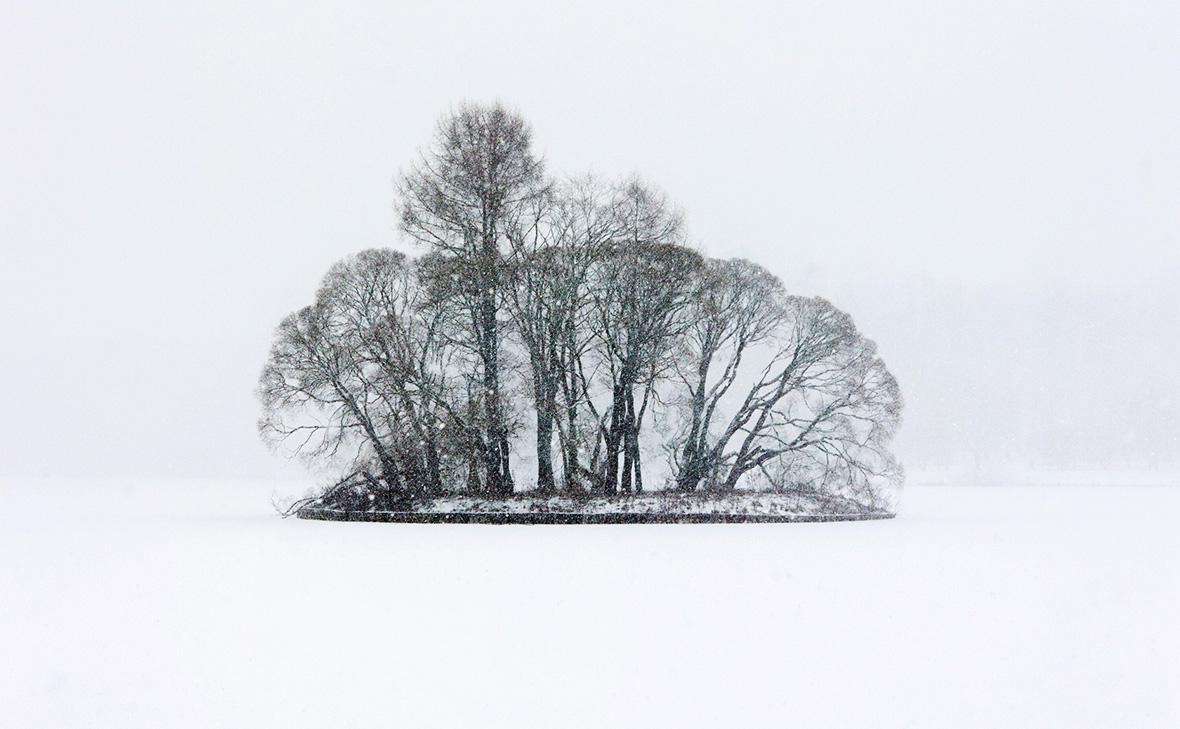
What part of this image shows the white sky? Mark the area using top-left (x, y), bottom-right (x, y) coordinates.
top-left (1, 0), bottom-right (1177, 480)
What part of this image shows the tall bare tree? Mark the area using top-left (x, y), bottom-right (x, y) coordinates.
top-left (397, 102), bottom-right (547, 495)
top-left (501, 176), bottom-right (620, 492)
top-left (587, 180), bottom-right (702, 493)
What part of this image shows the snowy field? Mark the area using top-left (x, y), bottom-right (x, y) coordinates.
top-left (2, 479), bottom-right (1178, 728)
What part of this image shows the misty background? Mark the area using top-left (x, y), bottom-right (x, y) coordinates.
top-left (2, 0), bottom-right (1176, 484)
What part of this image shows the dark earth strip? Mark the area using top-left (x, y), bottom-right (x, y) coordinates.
top-left (297, 508), bottom-right (895, 524)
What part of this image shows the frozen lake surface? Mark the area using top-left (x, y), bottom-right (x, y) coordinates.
top-left (2, 480), bottom-right (1177, 728)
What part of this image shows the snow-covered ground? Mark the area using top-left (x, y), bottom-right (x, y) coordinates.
top-left (2, 478), bottom-right (1177, 728)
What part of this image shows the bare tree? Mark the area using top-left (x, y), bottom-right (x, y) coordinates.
top-left (258, 249), bottom-right (472, 499)
top-left (670, 293), bottom-right (903, 508)
top-left (397, 102), bottom-right (547, 496)
top-left (586, 180), bottom-right (702, 493)
top-left (500, 175), bottom-right (622, 492)
top-left (673, 258), bottom-right (786, 491)
top-left (411, 251), bottom-right (496, 493)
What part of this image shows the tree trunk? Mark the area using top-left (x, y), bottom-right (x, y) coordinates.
top-left (603, 382), bottom-right (624, 495)
top-left (479, 241), bottom-right (511, 496)
top-left (535, 407), bottom-right (555, 493)
top-left (559, 323), bottom-right (583, 492)
top-left (677, 363), bottom-right (711, 492)
top-left (627, 425), bottom-right (642, 493)
top-left (424, 436), bottom-right (443, 495)
top-left (620, 384), bottom-right (635, 494)
top-left (404, 397), bottom-right (443, 496)
top-left (497, 428), bottom-right (513, 494)
top-left (563, 396), bottom-right (580, 492)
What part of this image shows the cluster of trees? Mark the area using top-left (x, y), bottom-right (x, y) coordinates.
top-left (258, 103), bottom-right (902, 508)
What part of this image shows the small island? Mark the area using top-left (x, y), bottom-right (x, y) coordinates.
top-left (260, 103), bottom-right (902, 524)
top-left (294, 487), bottom-right (893, 524)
